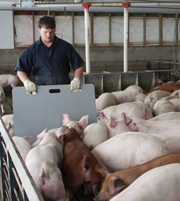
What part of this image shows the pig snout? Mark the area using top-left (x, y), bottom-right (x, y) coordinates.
top-left (94, 193), bottom-right (106, 201)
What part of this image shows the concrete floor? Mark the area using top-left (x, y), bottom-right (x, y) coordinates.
top-left (1, 88), bottom-right (95, 201)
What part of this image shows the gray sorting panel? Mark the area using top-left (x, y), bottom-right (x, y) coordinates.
top-left (77, 71), bottom-right (155, 97)
top-left (138, 72), bottom-right (155, 91)
top-left (121, 72), bottom-right (138, 90)
top-left (84, 74), bottom-right (103, 96)
top-left (103, 73), bottom-right (121, 92)
top-left (13, 84), bottom-right (97, 144)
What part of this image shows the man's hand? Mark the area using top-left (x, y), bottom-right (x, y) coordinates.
top-left (70, 78), bottom-right (81, 91)
top-left (23, 80), bottom-right (37, 94)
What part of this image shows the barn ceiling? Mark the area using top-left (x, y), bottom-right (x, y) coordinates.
top-left (0, 0), bottom-right (180, 14)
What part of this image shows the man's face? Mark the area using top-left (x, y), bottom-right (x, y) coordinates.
top-left (39, 26), bottom-right (55, 44)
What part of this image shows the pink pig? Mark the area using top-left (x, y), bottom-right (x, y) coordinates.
top-left (149, 111), bottom-right (180, 121)
top-left (91, 132), bottom-right (170, 172)
top-left (62, 114), bottom-right (88, 135)
top-left (110, 164), bottom-right (180, 201)
top-left (0, 74), bottom-right (19, 88)
top-left (104, 114), bottom-right (130, 138)
top-left (25, 128), bottom-right (66, 201)
top-left (124, 85), bottom-right (143, 93)
top-left (2, 114), bottom-right (14, 136)
top-left (111, 91), bottom-right (146, 104)
top-left (144, 90), bottom-right (171, 109)
top-left (97, 101), bottom-right (153, 124)
top-left (12, 136), bottom-right (31, 162)
top-left (96, 93), bottom-right (118, 112)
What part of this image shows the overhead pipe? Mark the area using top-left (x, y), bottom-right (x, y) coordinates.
top-left (33, 1), bottom-right (180, 8)
top-left (123, 3), bottom-right (130, 73)
top-left (83, 3), bottom-right (91, 74)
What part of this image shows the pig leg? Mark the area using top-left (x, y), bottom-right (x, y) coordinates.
top-left (1, 104), bottom-right (5, 114)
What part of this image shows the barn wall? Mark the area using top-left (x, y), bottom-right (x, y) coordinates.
top-left (0, 46), bottom-right (177, 75)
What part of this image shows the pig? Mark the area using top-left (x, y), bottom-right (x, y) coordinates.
top-left (151, 134), bottom-right (180, 153)
top-left (0, 85), bottom-right (5, 114)
top-left (104, 114), bottom-right (130, 138)
top-left (134, 124), bottom-right (180, 139)
top-left (12, 136), bottom-right (31, 162)
top-left (95, 153), bottom-right (180, 201)
top-left (96, 93), bottom-right (118, 112)
top-left (59, 127), bottom-right (102, 201)
top-left (169, 99), bottom-right (180, 112)
top-left (144, 90), bottom-right (171, 109)
top-left (145, 83), bottom-right (180, 96)
top-left (110, 163), bottom-right (180, 201)
top-left (170, 89), bottom-right (180, 97)
top-left (1, 114), bottom-right (14, 136)
top-left (149, 111), bottom-right (180, 121)
top-left (91, 132), bottom-right (170, 172)
top-left (126, 115), bottom-right (180, 132)
top-left (123, 85), bottom-right (143, 93)
top-left (0, 74), bottom-right (19, 88)
top-left (152, 99), bottom-right (175, 116)
top-left (62, 113), bottom-right (88, 135)
top-left (111, 91), bottom-right (146, 104)
top-left (25, 128), bottom-right (66, 201)
top-left (97, 101), bottom-right (153, 124)
top-left (82, 123), bottom-right (109, 150)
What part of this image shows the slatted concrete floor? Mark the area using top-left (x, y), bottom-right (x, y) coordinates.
top-left (1, 89), bottom-right (94, 201)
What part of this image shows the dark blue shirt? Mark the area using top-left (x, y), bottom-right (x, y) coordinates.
top-left (15, 36), bottom-right (85, 85)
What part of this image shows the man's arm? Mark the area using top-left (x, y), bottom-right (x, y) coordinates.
top-left (17, 71), bottom-right (37, 94)
top-left (74, 65), bottom-right (84, 79)
top-left (17, 71), bottom-right (30, 83)
top-left (70, 65), bottom-right (84, 91)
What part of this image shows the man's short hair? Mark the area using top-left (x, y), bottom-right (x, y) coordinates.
top-left (38, 16), bottom-right (56, 29)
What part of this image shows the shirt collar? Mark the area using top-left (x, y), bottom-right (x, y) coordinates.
top-left (37, 35), bottom-right (59, 46)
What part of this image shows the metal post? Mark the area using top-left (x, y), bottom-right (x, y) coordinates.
top-left (123, 3), bottom-right (130, 73)
top-left (83, 3), bottom-right (91, 74)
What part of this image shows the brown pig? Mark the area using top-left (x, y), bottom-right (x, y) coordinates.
top-left (94, 153), bottom-right (180, 201)
top-left (59, 127), bottom-right (102, 201)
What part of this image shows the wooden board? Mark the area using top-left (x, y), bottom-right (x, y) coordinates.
top-left (12, 84), bottom-right (97, 144)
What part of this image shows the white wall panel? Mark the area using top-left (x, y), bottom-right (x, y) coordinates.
top-left (14, 15), bottom-right (33, 47)
top-left (129, 17), bottom-right (143, 46)
top-left (163, 17), bottom-right (175, 45)
top-left (56, 16), bottom-right (72, 44)
top-left (111, 17), bottom-right (124, 45)
top-left (35, 15), bottom-right (43, 41)
top-left (146, 17), bottom-right (159, 46)
top-left (94, 16), bottom-right (109, 44)
top-left (74, 16), bottom-right (85, 45)
top-left (178, 18), bottom-right (180, 42)
top-left (0, 11), bottom-right (14, 49)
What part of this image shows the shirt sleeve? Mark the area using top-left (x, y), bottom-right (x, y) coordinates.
top-left (14, 48), bottom-right (33, 77)
top-left (67, 43), bottom-right (85, 71)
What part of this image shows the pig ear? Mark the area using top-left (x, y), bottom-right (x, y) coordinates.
top-left (121, 113), bottom-right (131, 125)
top-left (109, 176), bottom-right (126, 195)
top-left (77, 115), bottom-right (89, 129)
top-left (23, 136), bottom-right (31, 143)
top-left (110, 117), bottom-right (117, 128)
top-left (94, 164), bottom-right (109, 178)
top-left (37, 128), bottom-right (48, 141)
top-left (62, 114), bottom-right (71, 126)
top-left (55, 127), bottom-right (68, 138)
top-left (97, 111), bottom-right (104, 117)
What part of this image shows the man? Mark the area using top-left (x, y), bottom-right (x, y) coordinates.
top-left (15, 16), bottom-right (85, 94)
